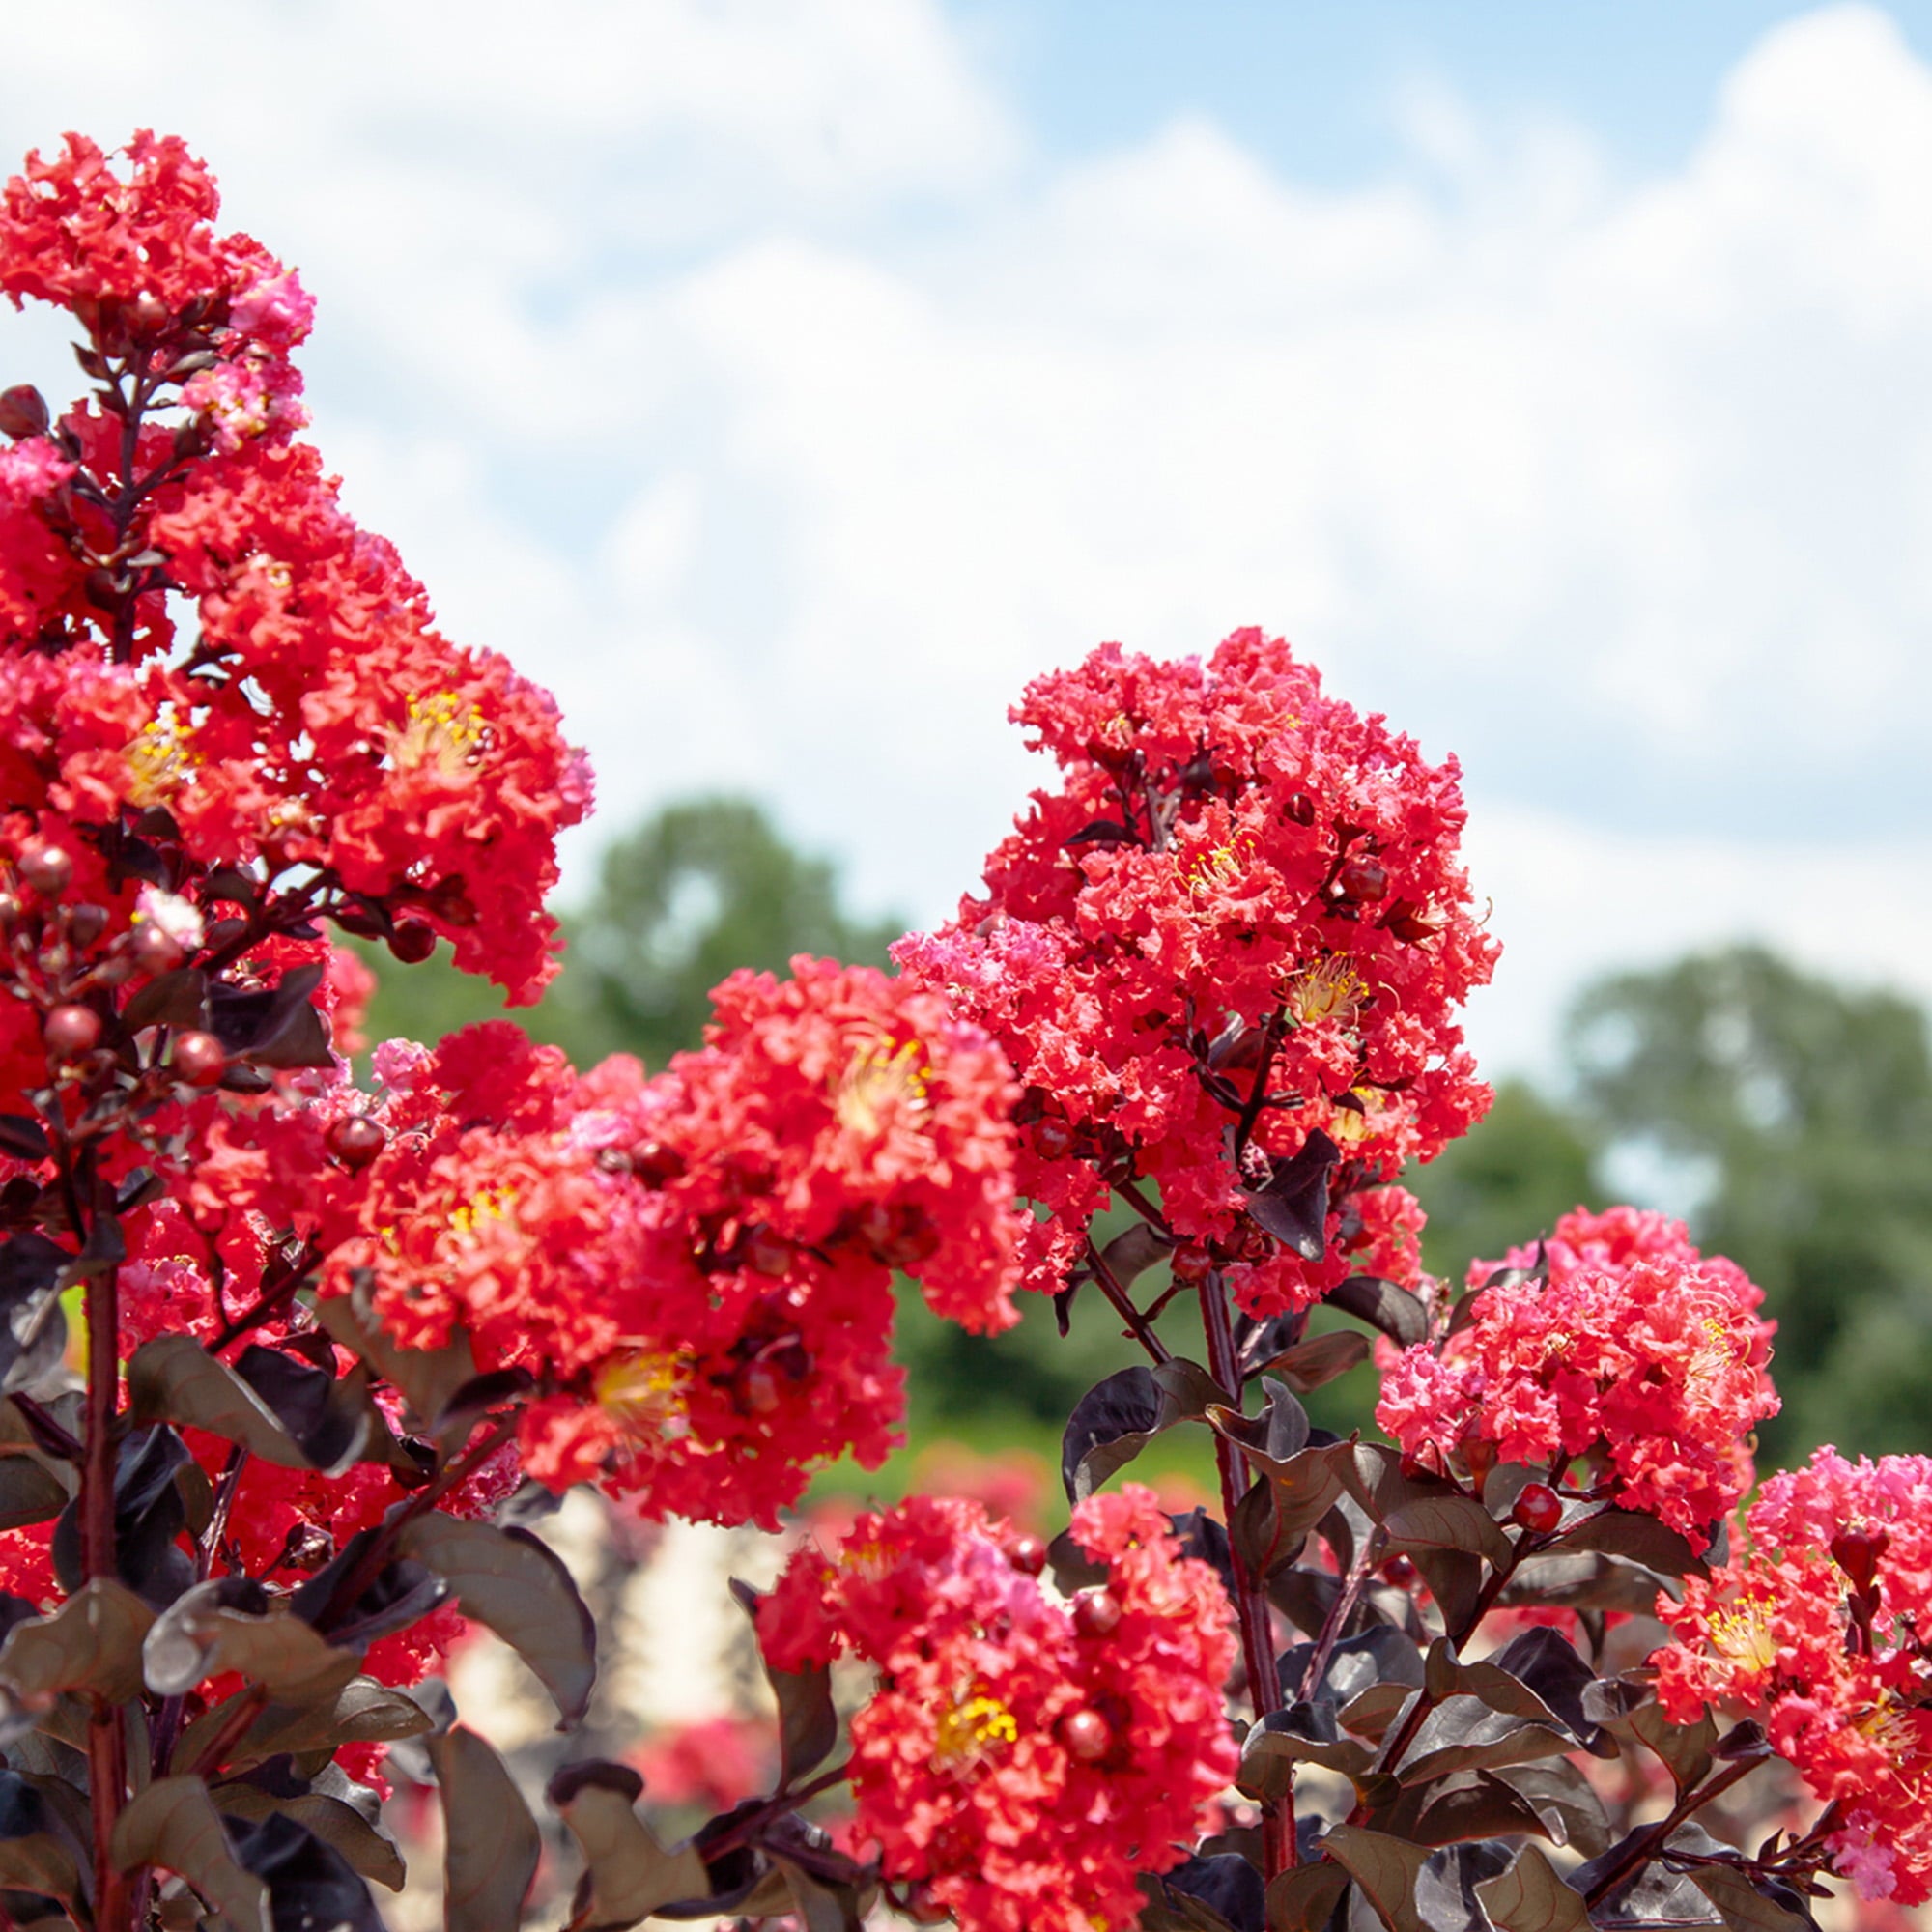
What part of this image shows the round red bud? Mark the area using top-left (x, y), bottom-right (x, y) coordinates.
top-left (130, 923), bottom-right (185, 975)
top-left (1032, 1118), bottom-right (1076, 1161)
top-left (1336, 854), bottom-right (1389, 904)
top-left (0, 893), bottom-right (18, 927)
top-left (67, 903), bottom-right (108, 949)
top-left (0, 385), bottom-right (50, 440)
top-left (1059, 1708), bottom-right (1112, 1763)
top-left (171, 1030), bottom-right (228, 1086)
top-left (631, 1139), bottom-right (686, 1187)
top-left (1168, 1242), bottom-right (1212, 1284)
top-left (1071, 1589), bottom-right (1122, 1639)
top-left (1831, 1527), bottom-right (1889, 1594)
top-left (1380, 1553), bottom-right (1419, 1588)
top-left (741, 1226), bottom-right (792, 1278)
top-left (387, 918), bottom-right (438, 964)
top-left (44, 1005), bottom-right (102, 1059)
top-left (1004, 1533), bottom-right (1048, 1577)
top-left (326, 1115), bottom-right (388, 1171)
top-left (17, 844), bottom-right (71, 897)
top-left (1512, 1483), bottom-right (1563, 1534)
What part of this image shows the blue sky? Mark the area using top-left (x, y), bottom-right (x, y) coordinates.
top-left (3, 1), bottom-right (1929, 1078)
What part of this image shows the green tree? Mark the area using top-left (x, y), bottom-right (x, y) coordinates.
top-left (358, 795), bottom-right (903, 1068)
top-left (1408, 1078), bottom-right (1600, 1290)
top-left (1567, 945), bottom-right (1932, 1459)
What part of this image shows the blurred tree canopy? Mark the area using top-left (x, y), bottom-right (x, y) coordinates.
top-left (1568, 945), bottom-right (1932, 1460)
top-left (359, 800), bottom-right (1932, 1465)
top-left (357, 795), bottom-right (902, 1069)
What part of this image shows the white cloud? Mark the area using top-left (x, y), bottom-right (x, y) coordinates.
top-left (2, 1), bottom-right (1929, 1077)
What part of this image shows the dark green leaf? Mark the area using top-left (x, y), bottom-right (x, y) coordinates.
top-left (111, 1776), bottom-right (270, 1932)
top-left (1472, 1844), bottom-right (1591, 1932)
top-left (428, 1726), bottom-right (539, 1930)
top-left (396, 1515), bottom-right (596, 1725)
top-left (549, 1761), bottom-right (710, 1930)
top-left (1325, 1274), bottom-right (1429, 1348)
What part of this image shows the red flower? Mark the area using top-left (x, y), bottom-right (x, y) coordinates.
top-left (1376, 1207), bottom-right (1776, 1547)
top-left (895, 631), bottom-right (1495, 1317)
top-left (1656, 1449), bottom-right (1932, 1905)
top-left (762, 1484), bottom-right (1236, 1932)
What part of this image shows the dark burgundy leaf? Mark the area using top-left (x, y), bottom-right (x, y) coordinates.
top-left (1554, 1507), bottom-right (1707, 1580)
top-left (122, 968), bottom-right (209, 1032)
top-left (1324, 1275), bottom-right (1429, 1348)
top-left (1061, 1367), bottom-right (1173, 1503)
top-left (1280, 1625), bottom-right (1425, 1708)
top-left (1144, 1854), bottom-right (1264, 1932)
top-left (225, 1809), bottom-right (385, 1932)
top-left (1243, 1130), bottom-right (1339, 1261)
top-left (1489, 1628), bottom-right (1611, 1756)
top-left (50, 1424), bottom-right (192, 1607)
top-left (0, 1120), bottom-right (47, 1163)
top-left (209, 964), bottom-right (334, 1069)
top-left (1064, 819), bottom-right (1138, 847)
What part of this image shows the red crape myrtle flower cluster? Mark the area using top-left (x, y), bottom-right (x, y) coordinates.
top-left (895, 631), bottom-right (1498, 1320)
top-left (760, 1484), bottom-right (1237, 1932)
top-left (1377, 1206), bottom-right (1779, 1547)
top-left (1658, 1449), bottom-right (1932, 1905)
top-left (0, 128), bottom-right (1909, 1932)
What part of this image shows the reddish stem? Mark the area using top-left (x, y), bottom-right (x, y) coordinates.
top-left (1199, 1273), bottom-right (1295, 1875)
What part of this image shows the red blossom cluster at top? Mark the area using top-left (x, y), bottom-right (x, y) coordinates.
top-left (760, 1484), bottom-right (1237, 1932)
top-left (1376, 1207), bottom-right (1777, 1546)
top-left (1656, 1448), bottom-right (1932, 1905)
top-left (182, 959), bottom-right (1021, 1530)
top-left (0, 132), bottom-right (588, 999)
top-left (895, 629), bottom-right (1497, 1317)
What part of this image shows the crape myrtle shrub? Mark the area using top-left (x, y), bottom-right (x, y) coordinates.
top-left (0, 129), bottom-right (1912, 1932)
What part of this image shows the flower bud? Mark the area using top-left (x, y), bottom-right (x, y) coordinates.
top-left (1004, 1533), bottom-right (1048, 1577)
top-left (67, 903), bottom-right (108, 949)
top-left (44, 1004), bottom-right (102, 1059)
top-left (129, 923), bottom-right (185, 976)
top-left (171, 1030), bottom-right (228, 1086)
top-left (1168, 1243), bottom-right (1212, 1284)
top-left (1380, 1553), bottom-right (1418, 1587)
top-left (1512, 1482), bottom-right (1563, 1534)
top-left (1336, 853), bottom-right (1389, 904)
top-left (631, 1140), bottom-right (686, 1186)
top-left (0, 385), bottom-right (50, 440)
top-left (326, 1115), bottom-right (388, 1171)
top-left (739, 1363), bottom-right (781, 1415)
top-left (1072, 1589), bottom-right (1122, 1638)
top-left (17, 844), bottom-right (71, 897)
top-left (1033, 1118), bottom-right (1076, 1160)
top-left (1059, 1708), bottom-right (1112, 1763)
top-left (1831, 1526), bottom-right (1889, 1595)
top-left (387, 918), bottom-right (437, 964)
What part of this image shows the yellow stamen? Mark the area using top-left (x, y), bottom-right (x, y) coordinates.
top-left (933, 1693), bottom-right (1019, 1765)
top-left (1181, 833), bottom-right (1254, 897)
top-left (394, 691), bottom-right (487, 772)
top-left (596, 1350), bottom-right (690, 1441)
top-left (835, 1036), bottom-right (930, 1137)
top-left (1287, 956), bottom-right (1368, 1027)
top-left (125, 710), bottom-right (201, 807)
top-left (1706, 1595), bottom-right (1777, 1675)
